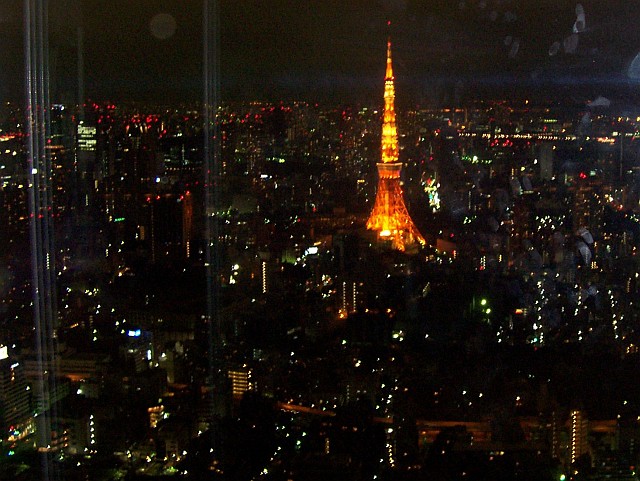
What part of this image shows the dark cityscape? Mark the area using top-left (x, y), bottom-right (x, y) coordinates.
top-left (4, 1), bottom-right (640, 480)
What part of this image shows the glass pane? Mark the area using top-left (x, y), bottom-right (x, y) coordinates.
top-left (1, 1), bottom-right (640, 480)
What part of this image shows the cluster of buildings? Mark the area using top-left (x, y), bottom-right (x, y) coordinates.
top-left (3, 41), bottom-right (640, 477)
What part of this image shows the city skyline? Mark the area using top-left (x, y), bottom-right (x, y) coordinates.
top-left (5, 2), bottom-right (640, 480)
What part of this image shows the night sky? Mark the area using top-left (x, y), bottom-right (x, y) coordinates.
top-left (2, 0), bottom-right (640, 104)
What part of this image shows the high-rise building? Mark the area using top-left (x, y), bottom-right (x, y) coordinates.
top-left (228, 366), bottom-right (254, 400)
top-left (0, 346), bottom-right (32, 442)
top-left (571, 409), bottom-right (589, 464)
top-left (539, 142), bottom-right (554, 181)
top-left (144, 192), bottom-right (194, 262)
top-left (340, 280), bottom-right (358, 316)
top-left (367, 40), bottom-right (425, 252)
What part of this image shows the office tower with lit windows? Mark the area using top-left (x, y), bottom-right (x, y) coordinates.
top-left (367, 40), bottom-right (425, 252)
top-left (76, 119), bottom-right (97, 210)
top-left (571, 409), bottom-right (589, 465)
top-left (340, 280), bottom-right (358, 317)
top-left (0, 346), bottom-right (32, 442)
top-left (228, 366), bottom-right (255, 401)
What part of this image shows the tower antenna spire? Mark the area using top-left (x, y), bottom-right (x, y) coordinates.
top-left (366, 37), bottom-right (425, 251)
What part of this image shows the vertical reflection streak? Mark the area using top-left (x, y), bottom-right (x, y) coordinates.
top-left (24, 0), bottom-right (60, 479)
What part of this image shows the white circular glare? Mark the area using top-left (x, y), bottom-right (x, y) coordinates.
top-left (150, 13), bottom-right (177, 40)
top-left (628, 53), bottom-right (640, 80)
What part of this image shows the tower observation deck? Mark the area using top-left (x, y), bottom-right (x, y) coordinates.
top-left (366, 40), bottom-right (425, 251)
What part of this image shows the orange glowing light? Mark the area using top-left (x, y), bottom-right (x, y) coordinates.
top-left (366, 38), bottom-right (425, 252)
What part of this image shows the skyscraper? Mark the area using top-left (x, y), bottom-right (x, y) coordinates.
top-left (366, 40), bottom-right (425, 252)
top-left (570, 409), bottom-right (589, 465)
top-left (0, 346), bottom-right (31, 441)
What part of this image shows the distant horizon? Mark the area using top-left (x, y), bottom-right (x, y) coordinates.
top-left (5, 83), bottom-right (640, 114)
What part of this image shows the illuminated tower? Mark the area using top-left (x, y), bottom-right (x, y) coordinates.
top-left (367, 40), bottom-right (425, 251)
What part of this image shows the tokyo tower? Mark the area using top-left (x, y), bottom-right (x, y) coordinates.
top-left (366, 40), bottom-right (425, 251)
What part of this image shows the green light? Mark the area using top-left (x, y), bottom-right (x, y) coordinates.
top-left (560, 475), bottom-right (566, 481)
top-left (485, 308), bottom-right (491, 314)
top-left (480, 299), bottom-right (487, 306)
top-left (113, 217), bottom-right (125, 223)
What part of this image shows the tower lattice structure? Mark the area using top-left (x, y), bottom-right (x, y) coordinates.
top-left (366, 40), bottom-right (425, 251)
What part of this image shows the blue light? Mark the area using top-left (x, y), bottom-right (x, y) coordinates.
top-left (127, 329), bottom-right (141, 338)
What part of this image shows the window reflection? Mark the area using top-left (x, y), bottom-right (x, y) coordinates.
top-left (1, 2), bottom-right (640, 480)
